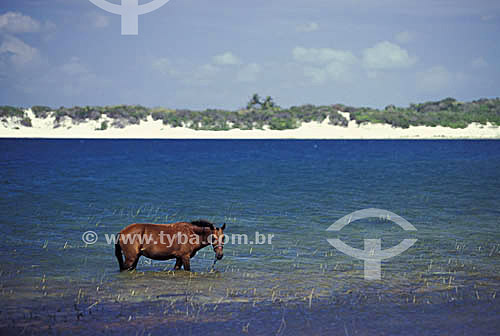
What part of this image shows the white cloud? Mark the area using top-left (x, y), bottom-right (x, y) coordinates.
top-left (153, 52), bottom-right (264, 85)
top-left (0, 12), bottom-right (41, 33)
top-left (181, 63), bottom-right (220, 85)
top-left (480, 14), bottom-right (495, 21)
top-left (61, 57), bottom-right (90, 76)
top-left (395, 31), bottom-right (414, 44)
top-left (0, 12), bottom-right (55, 34)
top-left (89, 13), bottom-right (110, 29)
top-left (152, 58), bottom-right (220, 85)
top-left (196, 63), bottom-right (219, 77)
top-left (302, 61), bottom-right (355, 84)
top-left (302, 66), bottom-right (327, 84)
top-left (0, 35), bottom-right (40, 67)
top-left (293, 42), bottom-right (418, 84)
top-left (236, 63), bottom-right (261, 82)
top-left (213, 52), bottom-right (241, 65)
top-left (152, 57), bottom-right (178, 76)
top-left (326, 61), bottom-right (352, 80)
top-left (293, 46), bottom-right (356, 84)
top-left (362, 41), bottom-right (417, 70)
top-left (471, 57), bottom-right (488, 69)
top-left (365, 71), bottom-right (377, 79)
top-left (57, 57), bottom-right (104, 96)
top-left (293, 46), bottom-right (356, 65)
top-left (296, 22), bottom-right (319, 33)
top-left (416, 65), bottom-right (461, 93)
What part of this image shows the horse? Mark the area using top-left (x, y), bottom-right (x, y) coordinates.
top-left (114, 220), bottom-right (226, 271)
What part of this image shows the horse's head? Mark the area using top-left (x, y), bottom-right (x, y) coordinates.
top-left (211, 223), bottom-right (226, 260)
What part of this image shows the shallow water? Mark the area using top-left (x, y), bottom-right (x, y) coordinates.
top-left (0, 139), bottom-right (499, 335)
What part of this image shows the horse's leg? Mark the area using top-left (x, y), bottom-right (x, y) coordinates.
top-left (174, 258), bottom-right (183, 270)
top-left (121, 242), bottom-right (141, 271)
top-left (181, 256), bottom-right (191, 271)
top-left (124, 254), bottom-right (140, 271)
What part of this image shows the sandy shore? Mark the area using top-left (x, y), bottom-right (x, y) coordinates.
top-left (1, 109), bottom-right (499, 139)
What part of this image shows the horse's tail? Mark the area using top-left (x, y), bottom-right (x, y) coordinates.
top-left (114, 234), bottom-right (125, 271)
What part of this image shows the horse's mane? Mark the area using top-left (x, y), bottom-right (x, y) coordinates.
top-left (190, 219), bottom-right (215, 230)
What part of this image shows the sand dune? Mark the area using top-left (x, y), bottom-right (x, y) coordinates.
top-left (1, 109), bottom-right (499, 139)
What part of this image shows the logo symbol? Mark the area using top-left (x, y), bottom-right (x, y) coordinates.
top-left (88, 0), bottom-right (171, 35)
top-left (326, 208), bottom-right (417, 280)
top-left (82, 231), bottom-right (99, 244)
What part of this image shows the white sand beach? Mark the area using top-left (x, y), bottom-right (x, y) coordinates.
top-left (1, 109), bottom-right (499, 139)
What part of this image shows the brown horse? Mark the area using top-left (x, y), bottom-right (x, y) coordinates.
top-left (115, 220), bottom-right (226, 271)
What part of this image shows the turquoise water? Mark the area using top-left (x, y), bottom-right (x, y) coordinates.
top-left (0, 139), bottom-right (499, 335)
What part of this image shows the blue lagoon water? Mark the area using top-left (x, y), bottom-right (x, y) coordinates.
top-left (0, 139), bottom-right (499, 335)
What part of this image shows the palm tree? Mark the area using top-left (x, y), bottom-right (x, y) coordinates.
top-left (262, 96), bottom-right (275, 109)
top-left (247, 93), bottom-right (262, 109)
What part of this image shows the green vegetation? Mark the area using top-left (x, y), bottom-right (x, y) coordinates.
top-left (339, 97), bottom-right (500, 129)
top-left (51, 105), bottom-right (149, 128)
top-left (98, 121), bottom-right (108, 131)
top-left (148, 96), bottom-right (348, 131)
top-left (2, 96), bottom-right (500, 130)
top-left (0, 106), bottom-right (24, 118)
top-left (21, 117), bottom-right (32, 127)
top-left (31, 106), bottom-right (52, 118)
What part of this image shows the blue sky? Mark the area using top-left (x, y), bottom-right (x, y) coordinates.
top-left (0, 0), bottom-right (499, 110)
